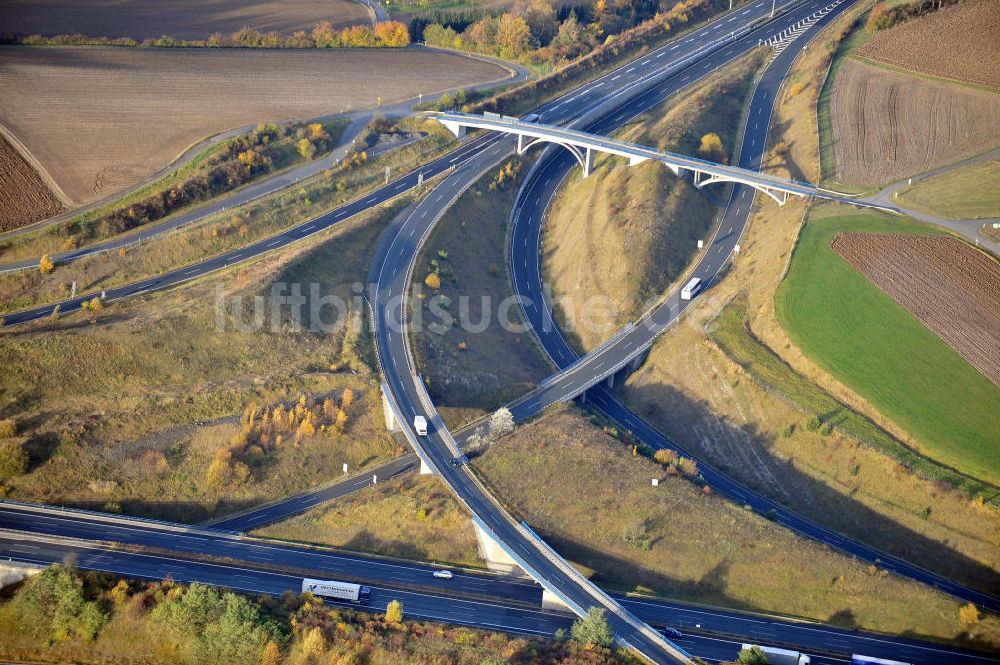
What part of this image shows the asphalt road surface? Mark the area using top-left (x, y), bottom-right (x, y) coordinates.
top-left (1, 506), bottom-right (996, 665)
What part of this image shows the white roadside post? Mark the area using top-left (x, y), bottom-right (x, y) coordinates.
top-left (343, 462), bottom-right (349, 475)
top-left (697, 239), bottom-right (704, 249)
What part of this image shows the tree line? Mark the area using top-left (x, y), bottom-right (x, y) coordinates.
top-left (1, 20), bottom-right (410, 49)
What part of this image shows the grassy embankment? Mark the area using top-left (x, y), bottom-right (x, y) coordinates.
top-left (0, 119), bottom-right (457, 314)
top-left (0, 565), bottom-right (633, 665)
top-left (410, 158), bottom-right (553, 428)
top-left (0, 198), bottom-right (411, 523)
top-left (774, 206), bottom-right (1000, 484)
top-left (473, 407), bottom-right (1000, 647)
top-left (894, 159), bottom-right (1000, 220)
top-left (0, 118), bottom-right (349, 263)
top-left (255, 473), bottom-right (481, 567)
top-left (543, 51), bottom-right (765, 352)
top-left (621, 0), bottom-right (999, 596)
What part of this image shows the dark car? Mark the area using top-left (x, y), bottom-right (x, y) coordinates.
top-left (450, 457), bottom-right (464, 467)
top-left (661, 627), bottom-right (683, 639)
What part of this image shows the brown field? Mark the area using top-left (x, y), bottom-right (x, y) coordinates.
top-left (0, 132), bottom-right (62, 230)
top-left (828, 59), bottom-right (1000, 186)
top-left (0, 46), bottom-right (508, 205)
top-left (832, 233), bottom-right (1000, 387)
top-left (855, 0), bottom-right (1000, 90)
top-left (0, 0), bottom-right (371, 39)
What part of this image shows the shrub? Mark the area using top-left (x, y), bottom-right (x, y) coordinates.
top-left (653, 448), bottom-right (677, 465)
top-left (0, 418), bottom-right (15, 438)
top-left (806, 415), bottom-right (822, 431)
top-left (570, 607), bottom-right (613, 648)
top-left (781, 423), bottom-right (795, 438)
top-left (0, 440), bottom-right (28, 479)
top-left (697, 132), bottom-right (727, 163)
top-left (424, 272), bottom-right (442, 289)
top-left (959, 603), bottom-right (980, 626)
top-left (622, 520), bottom-right (653, 550)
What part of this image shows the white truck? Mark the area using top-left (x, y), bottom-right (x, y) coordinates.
top-left (301, 578), bottom-right (371, 604)
top-left (851, 656), bottom-right (911, 665)
top-left (741, 644), bottom-right (811, 665)
top-left (413, 415), bottom-right (428, 436)
top-left (681, 277), bottom-right (702, 300)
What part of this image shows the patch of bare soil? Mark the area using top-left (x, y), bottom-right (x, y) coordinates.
top-left (0, 131), bottom-right (63, 231)
top-left (832, 233), bottom-right (1000, 387)
top-left (0, 0), bottom-right (371, 39)
top-left (0, 46), bottom-right (508, 205)
top-left (856, 0), bottom-right (1000, 90)
top-left (829, 59), bottom-right (1000, 186)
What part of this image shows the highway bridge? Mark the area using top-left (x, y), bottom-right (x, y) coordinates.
top-left (430, 110), bottom-right (817, 204)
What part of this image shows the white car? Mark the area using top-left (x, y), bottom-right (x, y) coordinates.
top-left (433, 570), bottom-right (454, 579)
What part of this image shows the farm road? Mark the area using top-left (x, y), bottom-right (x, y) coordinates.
top-left (863, 146), bottom-right (1000, 257)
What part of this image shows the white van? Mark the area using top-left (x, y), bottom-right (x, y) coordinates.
top-left (681, 277), bottom-right (702, 301)
top-left (413, 415), bottom-right (428, 436)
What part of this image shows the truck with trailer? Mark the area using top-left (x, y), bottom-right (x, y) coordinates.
top-left (681, 277), bottom-right (702, 300)
top-left (301, 578), bottom-right (371, 605)
top-left (741, 644), bottom-right (811, 665)
top-left (851, 657), bottom-right (911, 665)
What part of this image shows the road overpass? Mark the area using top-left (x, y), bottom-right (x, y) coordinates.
top-left (429, 110), bottom-right (818, 204)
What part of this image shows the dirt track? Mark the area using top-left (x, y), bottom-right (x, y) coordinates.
top-left (0, 46), bottom-right (508, 205)
top-left (829, 60), bottom-right (1000, 187)
top-left (0, 132), bottom-right (63, 231)
top-left (855, 0), bottom-right (1000, 90)
top-left (0, 0), bottom-right (371, 39)
top-left (832, 233), bottom-right (1000, 387)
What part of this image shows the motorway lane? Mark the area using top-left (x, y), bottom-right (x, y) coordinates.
top-left (500, 0), bottom-right (1000, 616)
top-left (206, 453), bottom-right (419, 532)
top-left (0, 502), bottom-right (539, 605)
top-left (1, 531), bottom-right (996, 665)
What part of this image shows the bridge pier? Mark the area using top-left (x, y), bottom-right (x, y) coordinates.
top-left (381, 389), bottom-right (400, 433)
top-left (472, 520), bottom-right (528, 577)
top-left (542, 589), bottom-right (574, 612)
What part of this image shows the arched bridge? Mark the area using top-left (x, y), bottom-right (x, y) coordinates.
top-left (428, 110), bottom-right (818, 205)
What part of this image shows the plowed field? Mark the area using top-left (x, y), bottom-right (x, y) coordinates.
top-left (855, 0), bottom-right (1000, 90)
top-left (832, 233), bottom-right (1000, 387)
top-left (0, 132), bottom-right (63, 231)
top-left (828, 60), bottom-right (1000, 186)
top-left (0, 0), bottom-right (370, 39)
top-left (0, 46), bottom-right (508, 205)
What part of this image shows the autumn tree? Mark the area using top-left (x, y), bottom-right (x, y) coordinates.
top-left (653, 448), bottom-right (677, 466)
top-left (698, 132), bottom-right (727, 163)
top-left (385, 599), bottom-right (404, 624)
top-left (297, 138), bottom-right (317, 160)
top-left (261, 640), bottom-right (281, 665)
top-left (496, 13), bottom-right (532, 59)
top-left (341, 387), bottom-right (354, 408)
top-left (424, 272), bottom-right (442, 289)
top-left (312, 20), bottom-right (337, 47)
top-left (375, 20), bottom-right (410, 47)
top-left (959, 603), bottom-right (980, 626)
top-left (39, 254), bottom-right (55, 274)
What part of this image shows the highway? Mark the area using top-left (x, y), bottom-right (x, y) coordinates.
top-left (484, 0), bottom-right (1000, 617)
top-left (367, 1), bottom-right (896, 662)
top-left (1, 505), bottom-right (996, 665)
top-left (1, 0), bottom-right (995, 656)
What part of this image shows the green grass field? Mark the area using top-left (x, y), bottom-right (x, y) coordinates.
top-left (894, 159), bottom-right (1000, 220)
top-left (775, 205), bottom-right (1000, 484)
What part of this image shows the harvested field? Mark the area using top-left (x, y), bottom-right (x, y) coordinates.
top-left (832, 233), bottom-right (1000, 387)
top-left (0, 131), bottom-right (62, 230)
top-left (855, 0), bottom-right (1000, 90)
top-left (828, 59), bottom-right (1000, 186)
top-left (0, 0), bottom-right (371, 39)
top-left (0, 46), bottom-right (508, 205)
